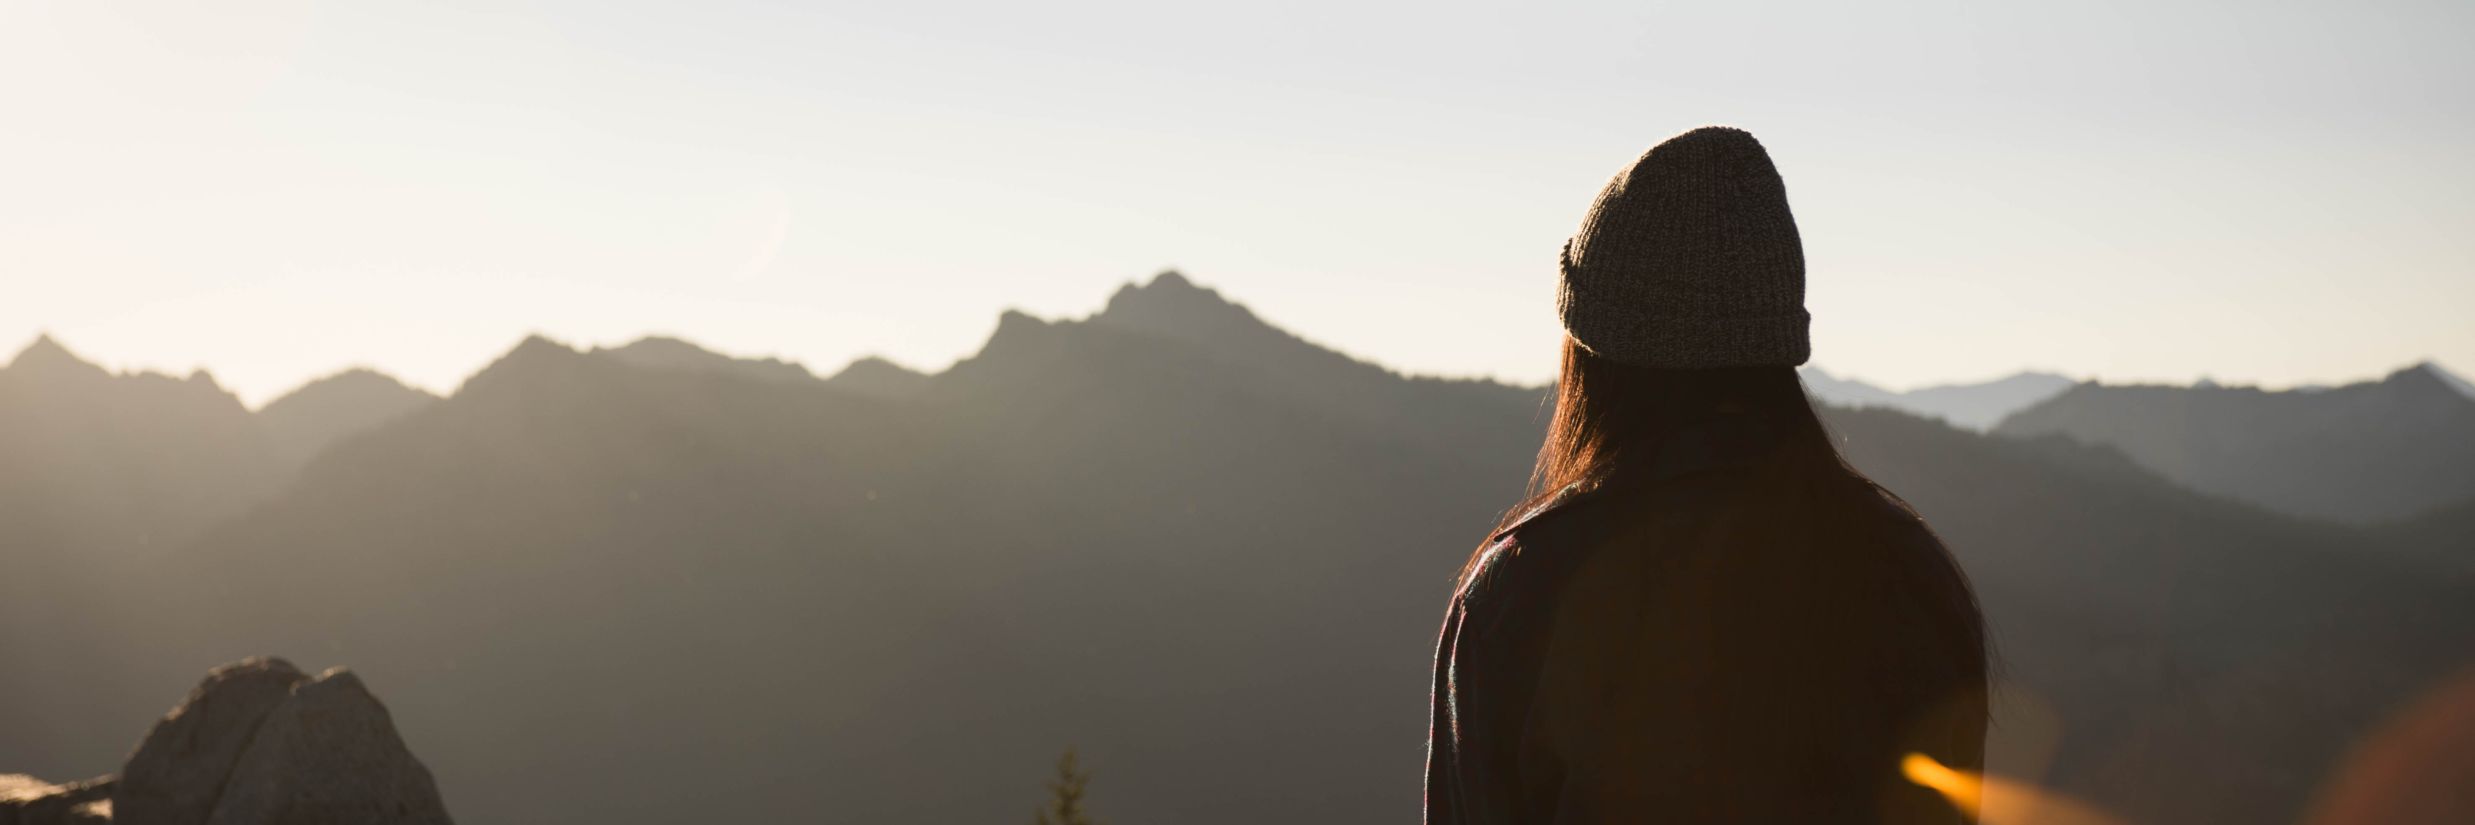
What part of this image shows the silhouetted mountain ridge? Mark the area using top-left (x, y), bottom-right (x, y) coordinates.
top-left (1, 338), bottom-right (291, 773)
top-left (1081, 271), bottom-right (1545, 448)
top-left (1090, 270), bottom-right (1383, 377)
top-left (257, 368), bottom-right (439, 469)
top-left (823, 356), bottom-right (929, 400)
top-left (594, 335), bottom-right (818, 386)
top-left (2417, 360), bottom-right (2475, 400)
top-left (2381, 496), bottom-right (2475, 573)
top-left (1801, 366), bottom-right (2075, 430)
top-left (0, 337), bottom-right (280, 552)
top-left (1996, 362), bottom-right (2475, 523)
top-left (8, 334), bottom-right (111, 383)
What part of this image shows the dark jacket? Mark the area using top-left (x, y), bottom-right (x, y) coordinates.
top-left (1424, 432), bottom-right (1986, 824)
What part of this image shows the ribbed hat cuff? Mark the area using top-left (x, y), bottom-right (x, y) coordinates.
top-left (1560, 305), bottom-right (1812, 369)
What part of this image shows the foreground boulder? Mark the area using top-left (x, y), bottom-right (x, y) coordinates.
top-left (194, 670), bottom-right (451, 825)
top-left (115, 659), bottom-right (310, 825)
top-left (3, 657), bottom-right (452, 825)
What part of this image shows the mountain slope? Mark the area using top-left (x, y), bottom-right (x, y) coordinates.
top-left (593, 335), bottom-right (818, 385)
top-left (822, 356), bottom-right (929, 400)
top-left (1800, 367), bottom-right (1904, 408)
top-left (1995, 365), bottom-right (2475, 523)
top-left (1899, 371), bottom-right (2077, 430)
top-left (0, 336), bottom-right (284, 550)
top-left (256, 368), bottom-right (439, 469)
top-left (59, 311), bottom-right (1526, 825)
top-left (2382, 496), bottom-right (2475, 572)
top-left (0, 336), bottom-right (288, 768)
top-left (1089, 271), bottom-right (1545, 448)
top-left (1835, 409), bottom-right (2472, 823)
top-left (1802, 366), bottom-right (2074, 430)
top-left (2433, 361), bottom-right (2475, 401)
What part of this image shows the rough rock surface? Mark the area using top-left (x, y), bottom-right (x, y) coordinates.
top-left (0, 776), bottom-right (56, 799)
top-left (88, 657), bottom-right (455, 825)
top-left (114, 658), bottom-right (309, 825)
top-left (200, 669), bottom-right (451, 825)
top-left (0, 775), bottom-right (114, 825)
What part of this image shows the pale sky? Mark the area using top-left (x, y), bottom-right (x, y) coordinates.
top-left (4, 0), bottom-right (2470, 406)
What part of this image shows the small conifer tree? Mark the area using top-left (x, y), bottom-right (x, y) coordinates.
top-left (1032, 746), bottom-right (1100, 825)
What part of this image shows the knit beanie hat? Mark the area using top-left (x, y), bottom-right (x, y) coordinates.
top-left (1558, 126), bottom-right (1810, 368)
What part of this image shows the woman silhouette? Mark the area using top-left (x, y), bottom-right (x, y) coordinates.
top-left (1424, 127), bottom-right (1989, 824)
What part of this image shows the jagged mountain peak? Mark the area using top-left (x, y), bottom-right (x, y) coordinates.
top-left (15, 331), bottom-right (72, 359)
top-left (1803, 367), bottom-right (2077, 431)
top-left (2421, 361), bottom-right (2475, 401)
top-left (283, 367), bottom-right (423, 395)
top-left (455, 334), bottom-right (587, 396)
top-left (510, 333), bottom-right (578, 358)
top-left (994, 308), bottom-right (1052, 332)
top-left (836, 354), bottom-right (919, 374)
top-left (1798, 367), bottom-right (1901, 407)
top-left (823, 356), bottom-right (930, 400)
top-left (1995, 360), bottom-right (2475, 523)
top-left (1951, 370), bottom-right (2074, 391)
top-left (503, 333), bottom-right (590, 372)
top-left (593, 335), bottom-right (816, 385)
top-left (1149, 268), bottom-right (1196, 289)
top-left (258, 368), bottom-right (439, 465)
top-left (973, 309), bottom-right (1063, 357)
top-left (1093, 270), bottom-right (1271, 339)
top-left (602, 334), bottom-right (713, 358)
top-left (6, 333), bottom-right (109, 380)
top-left (259, 367), bottom-right (435, 421)
top-left (2389, 361), bottom-right (2475, 402)
top-left (1081, 271), bottom-right (1407, 389)
top-left (2, 334), bottom-right (247, 408)
top-left (181, 368), bottom-right (225, 391)
top-left (2381, 361), bottom-right (2440, 386)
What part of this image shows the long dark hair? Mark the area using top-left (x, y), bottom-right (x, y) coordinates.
top-left (1524, 339), bottom-right (1844, 511)
top-left (1460, 337), bottom-right (1850, 585)
top-left (1462, 335), bottom-right (1989, 689)
top-left (1457, 336), bottom-right (1994, 815)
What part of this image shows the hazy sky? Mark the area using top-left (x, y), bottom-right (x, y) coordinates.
top-left (5, 0), bottom-right (2470, 405)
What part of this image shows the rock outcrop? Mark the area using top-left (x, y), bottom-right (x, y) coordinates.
top-left (115, 658), bottom-right (309, 825)
top-left (194, 670), bottom-right (451, 825)
top-left (0, 774), bottom-right (113, 824)
top-left (5, 657), bottom-right (452, 825)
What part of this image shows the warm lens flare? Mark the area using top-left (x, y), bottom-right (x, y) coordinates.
top-left (1902, 752), bottom-right (1983, 816)
top-left (2302, 668), bottom-right (2475, 825)
top-left (1903, 753), bottom-right (2126, 825)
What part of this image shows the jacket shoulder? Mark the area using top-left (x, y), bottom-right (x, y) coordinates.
top-left (1458, 477), bottom-right (1681, 620)
top-left (1856, 480), bottom-right (1949, 553)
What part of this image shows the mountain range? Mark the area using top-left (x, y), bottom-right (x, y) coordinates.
top-left (3, 272), bottom-right (2470, 825)
top-left (1798, 366), bottom-right (2076, 431)
top-left (1998, 364), bottom-right (2475, 524)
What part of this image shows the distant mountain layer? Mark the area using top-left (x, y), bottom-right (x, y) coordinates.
top-left (2438, 364), bottom-right (2475, 400)
top-left (257, 368), bottom-right (439, 468)
top-left (1996, 364), bottom-right (2475, 524)
top-left (1800, 367), bottom-right (2074, 431)
top-left (822, 356), bottom-right (929, 400)
top-left (592, 335), bottom-right (817, 385)
top-left (2385, 496), bottom-right (2475, 572)
top-left (1, 337), bottom-right (293, 767)
top-left (3, 276), bottom-right (2470, 825)
top-left (0, 335), bottom-right (283, 552)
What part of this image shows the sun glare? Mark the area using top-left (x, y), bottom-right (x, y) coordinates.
top-left (1904, 753), bottom-right (2127, 825)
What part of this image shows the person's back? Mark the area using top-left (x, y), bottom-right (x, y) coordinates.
top-left (1424, 127), bottom-right (1988, 824)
